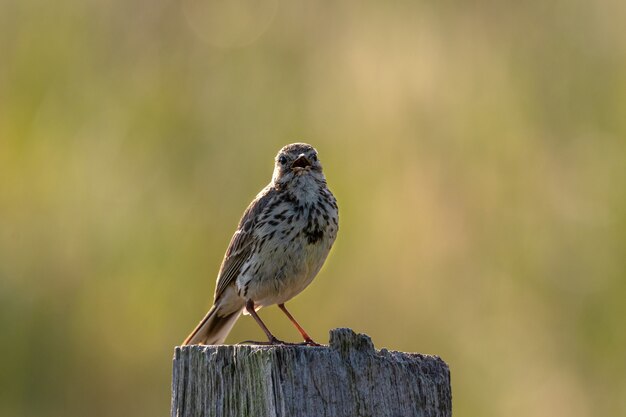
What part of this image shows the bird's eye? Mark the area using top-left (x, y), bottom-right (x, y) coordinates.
top-left (310, 153), bottom-right (318, 162)
top-left (278, 155), bottom-right (288, 165)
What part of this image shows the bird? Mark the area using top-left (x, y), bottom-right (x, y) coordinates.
top-left (183, 143), bottom-right (338, 346)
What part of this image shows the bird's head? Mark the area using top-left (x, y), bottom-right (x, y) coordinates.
top-left (272, 143), bottom-right (325, 187)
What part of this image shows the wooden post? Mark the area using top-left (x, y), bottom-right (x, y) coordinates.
top-left (171, 328), bottom-right (451, 417)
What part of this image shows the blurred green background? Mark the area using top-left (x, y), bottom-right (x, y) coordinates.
top-left (1, 0), bottom-right (625, 416)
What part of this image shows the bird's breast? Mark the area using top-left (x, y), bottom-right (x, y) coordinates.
top-left (237, 186), bottom-right (338, 306)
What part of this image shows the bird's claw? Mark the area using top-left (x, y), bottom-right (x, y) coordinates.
top-left (237, 338), bottom-right (289, 346)
top-left (237, 338), bottom-right (321, 346)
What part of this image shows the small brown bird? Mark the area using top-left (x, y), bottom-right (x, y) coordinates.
top-left (183, 143), bottom-right (338, 345)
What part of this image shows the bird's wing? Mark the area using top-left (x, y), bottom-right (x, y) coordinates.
top-left (213, 185), bottom-right (276, 300)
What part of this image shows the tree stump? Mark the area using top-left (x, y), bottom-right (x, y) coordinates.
top-left (171, 328), bottom-right (451, 417)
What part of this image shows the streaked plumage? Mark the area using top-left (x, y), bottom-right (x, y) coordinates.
top-left (183, 143), bottom-right (338, 345)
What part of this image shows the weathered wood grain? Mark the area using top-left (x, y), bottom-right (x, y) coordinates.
top-left (171, 328), bottom-right (451, 417)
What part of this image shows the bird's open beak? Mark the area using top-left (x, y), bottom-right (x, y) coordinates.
top-left (291, 154), bottom-right (311, 169)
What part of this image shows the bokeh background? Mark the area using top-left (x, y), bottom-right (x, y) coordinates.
top-left (2, 0), bottom-right (625, 416)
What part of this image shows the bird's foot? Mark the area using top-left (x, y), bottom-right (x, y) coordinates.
top-left (302, 338), bottom-right (322, 347)
top-left (237, 339), bottom-right (322, 347)
top-left (237, 336), bottom-right (290, 346)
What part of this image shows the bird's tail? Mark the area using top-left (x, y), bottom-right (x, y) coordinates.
top-left (182, 306), bottom-right (242, 345)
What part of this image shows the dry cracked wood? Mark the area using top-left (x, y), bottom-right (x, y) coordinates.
top-left (171, 328), bottom-right (451, 417)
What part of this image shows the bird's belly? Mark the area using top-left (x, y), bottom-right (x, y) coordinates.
top-left (237, 233), bottom-right (333, 307)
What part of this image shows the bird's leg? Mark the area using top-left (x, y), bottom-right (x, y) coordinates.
top-left (278, 303), bottom-right (321, 346)
top-left (241, 299), bottom-right (286, 345)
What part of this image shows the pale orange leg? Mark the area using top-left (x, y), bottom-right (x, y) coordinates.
top-left (243, 299), bottom-right (285, 345)
top-left (278, 303), bottom-right (320, 346)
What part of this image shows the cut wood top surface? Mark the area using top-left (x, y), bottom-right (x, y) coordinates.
top-left (172, 328), bottom-right (452, 417)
